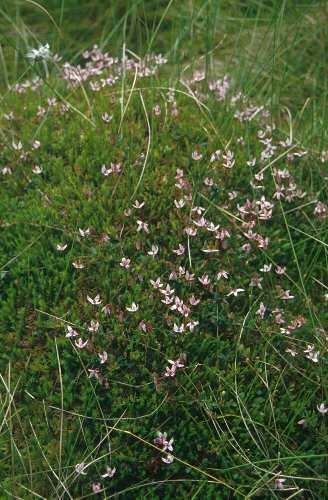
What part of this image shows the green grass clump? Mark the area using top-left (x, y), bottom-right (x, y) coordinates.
top-left (0, 1), bottom-right (327, 499)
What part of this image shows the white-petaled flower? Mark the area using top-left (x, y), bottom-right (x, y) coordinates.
top-left (150, 278), bottom-right (163, 289)
top-left (79, 227), bottom-right (90, 237)
top-left (154, 432), bottom-right (174, 452)
top-left (260, 263), bottom-right (272, 273)
top-left (75, 338), bottom-right (88, 349)
top-left (274, 476), bottom-right (286, 490)
top-left (56, 243), bottom-right (67, 252)
top-left (120, 257), bottom-right (131, 269)
top-left (102, 113), bottom-right (112, 123)
top-left (317, 403), bottom-right (328, 414)
top-left (186, 320), bottom-right (199, 332)
top-left (173, 244), bottom-right (185, 255)
top-left (88, 320), bottom-right (100, 333)
top-left (75, 462), bottom-right (87, 475)
top-left (217, 270), bottom-right (229, 280)
top-left (32, 165), bottom-right (42, 174)
top-left (173, 323), bottom-right (184, 334)
top-left (65, 325), bottom-right (79, 338)
top-left (136, 220), bottom-right (149, 233)
top-left (87, 294), bottom-right (102, 305)
top-left (304, 344), bottom-right (320, 363)
top-left (162, 453), bottom-right (174, 464)
top-left (198, 274), bottom-right (211, 286)
top-left (72, 261), bottom-right (85, 269)
top-left (101, 466), bottom-right (116, 478)
top-left (126, 302), bottom-right (139, 312)
top-left (147, 245), bottom-right (159, 257)
top-left (133, 200), bottom-right (145, 209)
top-left (192, 151), bottom-right (202, 161)
top-left (256, 302), bottom-right (266, 319)
top-left (27, 44), bottom-right (52, 64)
top-left (280, 289), bottom-right (294, 300)
top-left (98, 351), bottom-right (108, 364)
top-left (227, 288), bottom-right (245, 297)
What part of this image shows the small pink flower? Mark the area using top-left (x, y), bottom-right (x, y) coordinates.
top-left (192, 151), bottom-right (202, 161)
top-left (92, 483), bottom-right (102, 494)
top-left (75, 338), bottom-right (88, 349)
top-left (120, 257), bottom-right (131, 269)
top-left (102, 304), bottom-right (111, 315)
top-left (198, 274), bottom-right (211, 286)
top-left (173, 244), bottom-right (185, 255)
top-left (65, 325), bottom-right (79, 338)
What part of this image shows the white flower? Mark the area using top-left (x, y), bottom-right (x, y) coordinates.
top-left (317, 403), bottom-right (328, 414)
top-left (162, 453), bottom-right (174, 464)
top-left (98, 351), bottom-right (108, 364)
top-left (27, 44), bottom-right (52, 64)
top-left (147, 245), bottom-right (159, 257)
top-left (75, 462), bottom-right (87, 475)
top-left (227, 288), bottom-right (245, 297)
top-left (126, 302), bottom-right (139, 312)
top-left (101, 466), bottom-right (116, 478)
top-left (87, 294), bottom-right (102, 305)
top-left (56, 243), bottom-right (67, 252)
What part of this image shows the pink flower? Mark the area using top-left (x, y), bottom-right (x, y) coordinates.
top-left (65, 325), bottom-right (79, 338)
top-left (150, 278), bottom-right (163, 289)
top-left (120, 257), bottom-right (131, 269)
top-left (279, 289), bottom-right (294, 300)
top-left (192, 151), bottom-right (202, 161)
top-left (92, 483), bottom-right (102, 494)
top-left (102, 304), bottom-right (111, 315)
top-left (173, 244), bottom-right (185, 255)
top-left (198, 274), bottom-right (211, 286)
top-left (75, 338), bottom-right (88, 349)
